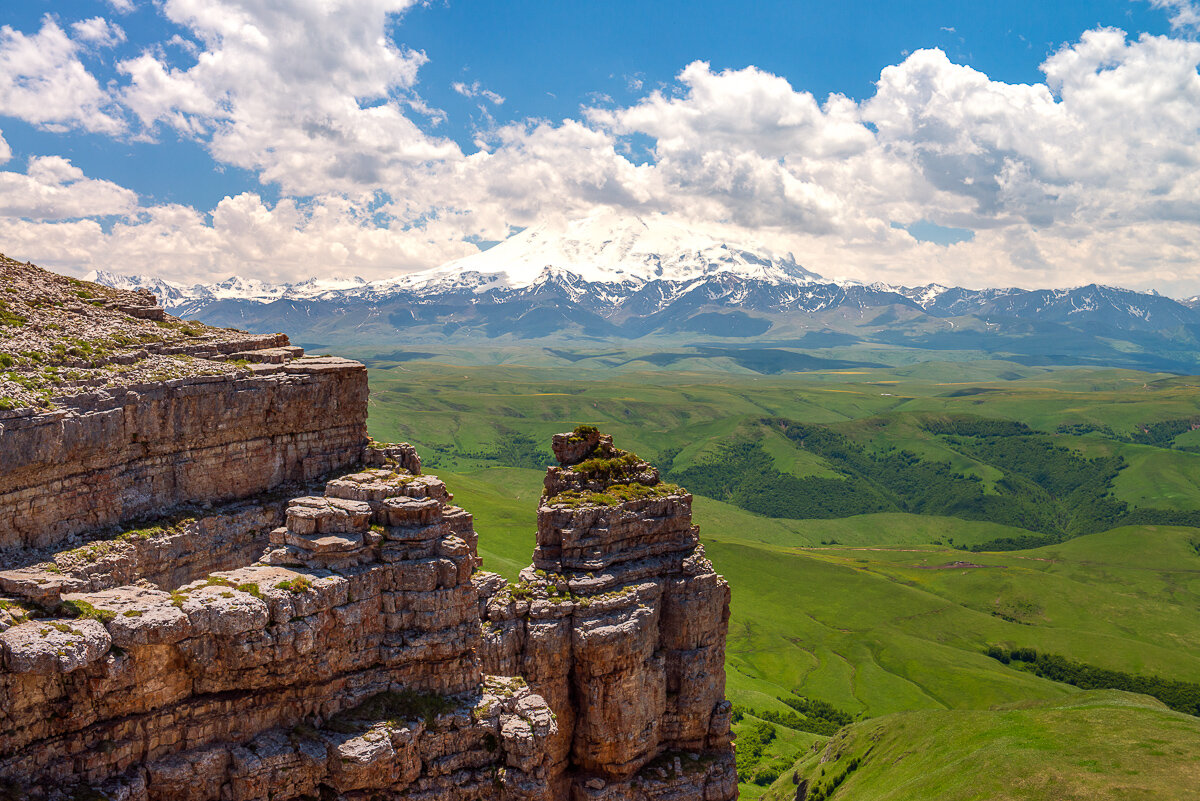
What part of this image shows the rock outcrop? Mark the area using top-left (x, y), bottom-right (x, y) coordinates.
top-left (0, 265), bottom-right (735, 801)
top-left (475, 427), bottom-right (737, 800)
top-left (0, 358), bottom-right (368, 552)
top-left (0, 457), bottom-right (563, 801)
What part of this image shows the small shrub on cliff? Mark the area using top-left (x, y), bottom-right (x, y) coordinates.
top-left (546, 482), bottom-right (683, 509)
top-left (507, 581), bottom-right (535, 601)
top-left (330, 689), bottom-right (456, 730)
top-left (568, 424), bottom-right (599, 442)
top-left (275, 575), bottom-right (313, 593)
top-left (0, 300), bottom-right (27, 328)
top-left (236, 582), bottom-right (263, 600)
top-left (60, 599), bottom-right (116, 624)
top-left (0, 599), bottom-right (34, 624)
top-left (574, 449), bottom-right (642, 479)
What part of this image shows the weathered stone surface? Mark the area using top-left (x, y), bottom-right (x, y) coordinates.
top-left (0, 456), bottom-right (500, 796)
top-left (476, 431), bottom-right (736, 800)
top-left (0, 359), bottom-right (369, 552)
top-left (551, 428), bottom-right (605, 466)
top-left (64, 586), bottom-right (192, 647)
top-left (0, 499), bottom-right (304, 613)
top-left (0, 296), bottom-right (733, 801)
top-left (0, 618), bottom-right (110, 673)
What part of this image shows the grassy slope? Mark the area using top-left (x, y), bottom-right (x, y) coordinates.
top-left (1112, 444), bottom-right (1200, 509)
top-left (439, 467), bottom-right (542, 579)
top-left (734, 714), bottom-right (825, 801)
top-left (438, 466), bottom-right (1200, 716)
top-left (371, 361), bottom-right (1200, 797)
top-left (763, 691), bottom-right (1200, 801)
top-left (436, 465), bottom-right (1200, 798)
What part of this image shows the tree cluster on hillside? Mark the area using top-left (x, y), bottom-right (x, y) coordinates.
top-left (986, 646), bottom-right (1200, 716)
top-left (731, 694), bottom-right (857, 786)
top-left (671, 417), bottom-right (1131, 543)
top-left (1056, 416), bottom-right (1200, 452)
top-left (458, 431), bottom-right (555, 469)
top-left (671, 439), bottom-right (892, 519)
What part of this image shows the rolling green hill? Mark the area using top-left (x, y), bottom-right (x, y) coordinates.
top-left (762, 692), bottom-right (1200, 801)
top-left (368, 359), bottom-right (1200, 799)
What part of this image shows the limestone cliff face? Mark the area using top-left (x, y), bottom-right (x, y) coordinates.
top-left (0, 456), bottom-right (561, 801)
top-left (0, 432), bottom-right (734, 801)
top-left (0, 266), bottom-right (735, 801)
top-left (0, 258), bottom-right (369, 554)
top-left (0, 358), bottom-right (368, 552)
top-left (476, 429), bottom-right (737, 800)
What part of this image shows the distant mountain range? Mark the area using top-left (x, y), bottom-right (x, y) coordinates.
top-left (88, 212), bottom-right (1200, 373)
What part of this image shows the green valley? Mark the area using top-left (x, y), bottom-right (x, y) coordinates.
top-left (763, 692), bottom-right (1200, 801)
top-left (364, 357), bottom-right (1200, 799)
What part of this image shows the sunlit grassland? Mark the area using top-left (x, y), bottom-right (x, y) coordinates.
top-left (369, 359), bottom-right (1200, 797)
top-left (762, 691), bottom-right (1200, 801)
top-left (436, 466), bottom-right (1200, 717)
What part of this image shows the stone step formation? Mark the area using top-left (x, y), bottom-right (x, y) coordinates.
top-left (475, 428), bottom-right (736, 800)
top-left (0, 260), bottom-right (735, 801)
top-left (0, 429), bottom-right (735, 801)
top-left (0, 447), bottom-right (563, 801)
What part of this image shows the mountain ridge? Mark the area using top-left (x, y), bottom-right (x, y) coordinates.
top-left (83, 212), bottom-right (1200, 372)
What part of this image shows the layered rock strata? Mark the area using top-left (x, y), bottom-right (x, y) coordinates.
top-left (0, 460), bottom-right (561, 801)
top-left (0, 356), bottom-right (368, 552)
top-left (0, 427), bottom-right (735, 801)
top-left (0, 442), bottom-right (419, 609)
top-left (1, 266), bottom-right (735, 801)
top-left (0, 262), bottom-right (372, 554)
top-left (475, 428), bottom-right (737, 800)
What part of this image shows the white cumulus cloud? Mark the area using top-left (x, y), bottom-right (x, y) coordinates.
top-left (0, 192), bottom-right (477, 284)
top-left (71, 17), bottom-right (126, 48)
top-left (0, 17), bottom-right (124, 134)
top-left (4, 4), bottom-right (1200, 292)
top-left (0, 155), bottom-right (137, 220)
top-left (118, 0), bottom-right (460, 194)
top-left (1143, 0), bottom-right (1200, 33)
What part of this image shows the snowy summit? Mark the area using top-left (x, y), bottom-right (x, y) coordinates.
top-left (384, 211), bottom-right (823, 292)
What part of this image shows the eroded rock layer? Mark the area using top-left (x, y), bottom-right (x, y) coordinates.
top-left (0, 357), bottom-right (369, 552)
top-left (0, 260), bottom-right (371, 554)
top-left (0, 460), bottom-right (561, 800)
top-left (0, 426), bottom-right (735, 801)
top-left (476, 428), bottom-right (737, 800)
top-left (0, 270), bottom-right (735, 801)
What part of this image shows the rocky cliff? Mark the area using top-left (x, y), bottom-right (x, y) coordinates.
top-left (475, 428), bottom-right (735, 799)
top-left (0, 262), bottom-right (735, 801)
top-left (0, 256), bottom-right (368, 554)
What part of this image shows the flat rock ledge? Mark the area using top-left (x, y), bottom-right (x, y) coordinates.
top-left (0, 423), bottom-right (733, 801)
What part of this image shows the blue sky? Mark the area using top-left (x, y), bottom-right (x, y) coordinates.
top-left (1, 0), bottom-right (1199, 292)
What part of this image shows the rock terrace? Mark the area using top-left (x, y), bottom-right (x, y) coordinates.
top-left (0, 265), bottom-right (735, 801)
top-left (0, 255), bottom-right (300, 412)
top-left (0, 427), bottom-right (734, 800)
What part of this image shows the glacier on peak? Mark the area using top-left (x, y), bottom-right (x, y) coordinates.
top-left (388, 211), bottom-right (823, 291)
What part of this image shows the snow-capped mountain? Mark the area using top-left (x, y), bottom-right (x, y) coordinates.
top-left (380, 211), bottom-right (822, 292)
top-left (86, 270), bottom-right (370, 307)
top-left (89, 212), bottom-right (823, 309)
top-left (85, 212), bottom-right (1200, 373)
top-left (83, 270), bottom-right (196, 308)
